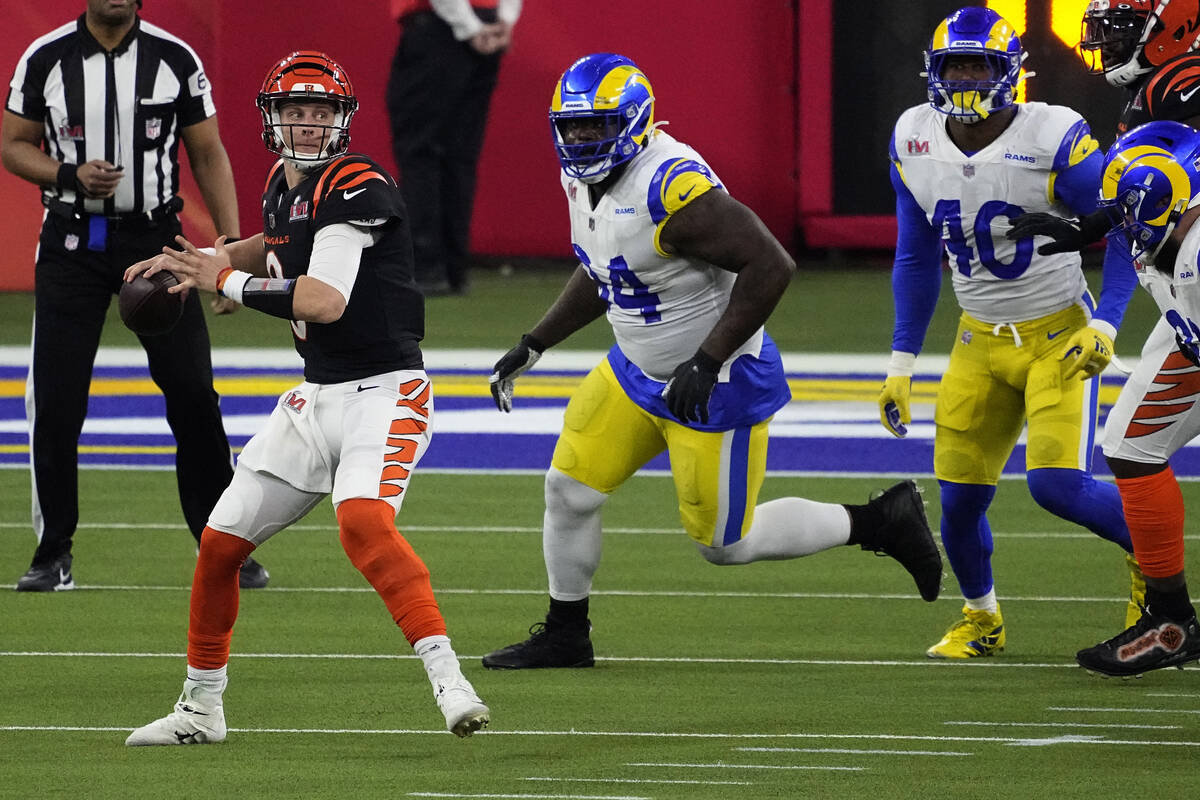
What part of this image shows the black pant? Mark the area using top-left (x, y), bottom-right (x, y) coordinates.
top-left (386, 10), bottom-right (502, 292)
top-left (28, 212), bottom-right (234, 566)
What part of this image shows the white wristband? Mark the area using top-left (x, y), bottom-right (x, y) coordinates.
top-left (887, 350), bottom-right (917, 378)
top-left (1088, 319), bottom-right (1118, 342)
top-left (219, 270), bottom-right (252, 304)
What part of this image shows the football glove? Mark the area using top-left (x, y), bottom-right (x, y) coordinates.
top-left (1005, 210), bottom-right (1110, 255)
top-left (1060, 320), bottom-right (1116, 380)
top-left (489, 333), bottom-right (544, 412)
top-left (664, 349), bottom-right (722, 424)
top-left (1177, 334), bottom-right (1200, 368)
top-left (878, 351), bottom-right (915, 438)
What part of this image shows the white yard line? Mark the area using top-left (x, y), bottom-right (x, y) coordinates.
top-left (625, 762), bottom-right (864, 772)
top-left (523, 778), bottom-right (753, 786)
top-left (945, 721), bottom-right (1181, 730)
top-left (735, 747), bottom-right (970, 756)
top-left (1049, 706), bottom-right (1200, 715)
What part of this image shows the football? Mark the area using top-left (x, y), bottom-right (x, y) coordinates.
top-left (119, 269), bottom-right (184, 336)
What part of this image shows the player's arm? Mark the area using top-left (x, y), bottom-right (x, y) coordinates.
top-left (1, 110), bottom-right (122, 197)
top-left (490, 265), bottom-right (606, 412)
top-left (1045, 127), bottom-right (1136, 378)
top-left (1005, 118), bottom-right (1109, 254)
top-left (658, 187), bottom-right (795, 359)
top-left (180, 117), bottom-right (239, 239)
top-left (880, 158), bottom-right (943, 437)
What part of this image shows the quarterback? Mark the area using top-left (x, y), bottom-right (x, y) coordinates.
top-left (121, 51), bottom-right (489, 743)
top-left (481, 52), bottom-right (944, 671)
top-left (1075, 120), bottom-right (1200, 676)
top-left (881, 7), bottom-right (1138, 659)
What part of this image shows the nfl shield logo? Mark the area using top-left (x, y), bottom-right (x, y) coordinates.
top-left (268, 213), bottom-right (276, 228)
top-left (962, 164), bottom-right (975, 178)
top-left (961, 330), bottom-right (973, 345)
top-left (588, 217), bottom-right (595, 231)
top-left (144, 117), bottom-right (162, 140)
top-left (64, 233), bottom-right (79, 251)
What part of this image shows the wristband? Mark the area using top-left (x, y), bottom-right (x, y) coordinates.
top-left (242, 277), bottom-right (296, 319)
top-left (887, 350), bottom-right (917, 378)
top-left (217, 269), bottom-right (253, 304)
top-left (56, 162), bottom-right (79, 191)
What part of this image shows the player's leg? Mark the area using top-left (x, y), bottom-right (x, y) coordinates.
top-left (673, 418), bottom-right (941, 600)
top-left (126, 465), bottom-right (323, 746)
top-left (1077, 322), bottom-right (1200, 676)
top-left (928, 319), bottom-right (1024, 657)
top-left (17, 228), bottom-right (108, 591)
top-left (483, 361), bottom-right (666, 669)
top-left (1022, 336), bottom-right (1137, 623)
top-left (332, 373), bottom-right (487, 735)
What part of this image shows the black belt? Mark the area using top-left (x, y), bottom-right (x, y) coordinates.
top-left (43, 195), bottom-right (183, 231)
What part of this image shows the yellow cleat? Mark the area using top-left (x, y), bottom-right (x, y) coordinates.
top-left (1126, 554), bottom-right (1147, 630)
top-left (926, 605), bottom-right (1006, 658)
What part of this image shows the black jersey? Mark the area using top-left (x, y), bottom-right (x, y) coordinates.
top-left (261, 154), bottom-right (424, 383)
top-left (1118, 52), bottom-right (1200, 133)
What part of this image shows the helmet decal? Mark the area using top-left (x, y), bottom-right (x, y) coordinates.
top-left (1098, 120), bottom-right (1200, 263)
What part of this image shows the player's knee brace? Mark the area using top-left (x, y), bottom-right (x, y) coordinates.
top-left (545, 466), bottom-right (607, 517)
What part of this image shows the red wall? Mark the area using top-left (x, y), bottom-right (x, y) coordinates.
top-left (0, 1), bottom-right (799, 290)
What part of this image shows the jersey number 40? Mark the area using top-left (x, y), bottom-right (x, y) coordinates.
top-left (933, 199), bottom-right (1034, 280)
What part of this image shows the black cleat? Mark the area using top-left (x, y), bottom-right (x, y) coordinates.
top-left (482, 621), bottom-right (594, 669)
top-left (860, 480), bottom-right (943, 602)
top-left (1076, 610), bottom-right (1200, 678)
top-left (16, 553), bottom-right (74, 592)
top-left (238, 556), bottom-right (270, 589)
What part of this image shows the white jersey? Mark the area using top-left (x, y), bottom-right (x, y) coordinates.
top-left (1136, 221), bottom-right (1200, 347)
top-left (563, 130), bottom-right (763, 381)
top-left (892, 102), bottom-right (1092, 324)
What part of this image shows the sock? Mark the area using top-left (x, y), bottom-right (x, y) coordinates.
top-left (414, 634), bottom-right (461, 682)
top-left (546, 596), bottom-right (589, 631)
top-left (1146, 585), bottom-right (1197, 624)
top-left (1026, 468), bottom-right (1132, 551)
top-left (1116, 468), bottom-right (1187, 578)
top-left (965, 588), bottom-right (999, 614)
top-left (184, 665), bottom-right (228, 703)
top-left (187, 527), bottom-right (255, 670)
top-left (337, 498), bottom-right (446, 646)
top-left (844, 500), bottom-right (882, 547)
top-left (938, 481), bottom-right (997, 600)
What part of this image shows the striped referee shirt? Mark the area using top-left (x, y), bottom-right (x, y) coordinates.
top-left (5, 14), bottom-right (215, 216)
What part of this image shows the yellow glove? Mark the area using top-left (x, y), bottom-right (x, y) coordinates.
top-left (1060, 320), bottom-right (1116, 380)
top-left (879, 351), bottom-right (915, 438)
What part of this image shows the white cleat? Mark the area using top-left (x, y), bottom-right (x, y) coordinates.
top-left (125, 690), bottom-right (227, 746)
top-left (434, 674), bottom-right (490, 738)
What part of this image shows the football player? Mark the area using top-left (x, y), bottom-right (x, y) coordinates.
top-left (121, 51), bottom-right (489, 744)
top-left (1074, 121), bottom-right (1200, 676)
top-left (480, 52), bottom-right (944, 671)
top-left (1004, 0), bottom-right (1200, 675)
top-left (881, 7), bottom-right (1139, 659)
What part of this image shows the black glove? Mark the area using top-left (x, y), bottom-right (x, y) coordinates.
top-left (664, 349), bottom-right (722, 424)
top-left (1177, 334), bottom-right (1200, 368)
top-left (489, 333), bottom-right (545, 412)
top-left (1005, 210), bottom-right (1110, 255)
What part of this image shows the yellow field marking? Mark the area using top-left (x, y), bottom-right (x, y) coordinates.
top-left (0, 375), bottom-right (1127, 405)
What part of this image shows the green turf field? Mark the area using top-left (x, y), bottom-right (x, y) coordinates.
top-left (0, 264), bottom-right (1195, 799)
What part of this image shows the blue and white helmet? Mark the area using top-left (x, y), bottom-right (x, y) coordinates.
top-left (549, 53), bottom-right (655, 183)
top-left (1098, 119), bottom-right (1200, 263)
top-left (925, 7), bottom-right (1026, 123)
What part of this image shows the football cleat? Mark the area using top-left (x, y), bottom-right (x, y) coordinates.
top-left (927, 605), bottom-right (1006, 658)
top-left (125, 684), bottom-right (227, 746)
top-left (858, 480), bottom-right (943, 602)
top-left (433, 673), bottom-right (490, 738)
top-left (15, 554), bottom-right (74, 592)
top-left (1076, 610), bottom-right (1200, 678)
top-left (1126, 554), bottom-right (1146, 630)
top-left (482, 621), bottom-right (595, 670)
top-left (238, 556), bottom-right (270, 590)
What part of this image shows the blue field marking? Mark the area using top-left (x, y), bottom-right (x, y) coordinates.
top-left (0, 348), bottom-right (1190, 477)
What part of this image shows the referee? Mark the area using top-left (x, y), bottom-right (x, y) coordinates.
top-left (0, 0), bottom-right (269, 591)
